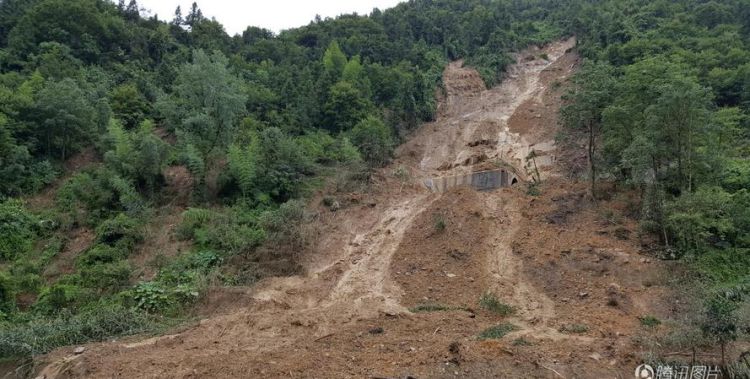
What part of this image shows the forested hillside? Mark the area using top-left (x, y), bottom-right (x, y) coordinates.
top-left (1, 0), bottom-right (750, 372)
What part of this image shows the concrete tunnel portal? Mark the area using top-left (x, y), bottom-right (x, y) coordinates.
top-left (423, 168), bottom-right (520, 193)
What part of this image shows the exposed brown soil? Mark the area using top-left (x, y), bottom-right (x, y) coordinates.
top-left (31, 38), bottom-right (676, 378)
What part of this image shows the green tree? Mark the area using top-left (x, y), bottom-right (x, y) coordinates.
top-left (33, 78), bottom-right (96, 160)
top-left (322, 40), bottom-right (347, 79)
top-left (103, 119), bottom-right (168, 196)
top-left (348, 116), bottom-right (394, 167)
top-left (185, 2), bottom-right (203, 28)
top-left (702, 295), bottom-right (739, 366)
top-left (561, 61), bottom-right (615, 199)
top-left (171, 50), bottom-right (246, 155)
top-left (323, 81), bottom-right (373, 133)
top-left (110, 83), bottom-right (150, 129)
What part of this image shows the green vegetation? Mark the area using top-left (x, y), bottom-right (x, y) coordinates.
top-left (433, 213), bottom-right (447, 232)
top-left (478, 293), bottom-right (515, 316)
top-left (557, 0), bottom-right (750, 366)
top-left (559, 323), bottom-right (589, 334)
top-left (478, 323), bottom-right (519, 340)
top-left (409, 303), bottom-right (467, 313)
top-left (511, 337), bottom-right (532, 346)
top-left (0, 304), bottom-right (158, 357)
top-left (639, 315), bottom-right (662, 328)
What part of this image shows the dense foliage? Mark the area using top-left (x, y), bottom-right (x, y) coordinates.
top-left (562, 0), bottom-right (750, 278)
top-left (561, 0), bottom-right (750, 365)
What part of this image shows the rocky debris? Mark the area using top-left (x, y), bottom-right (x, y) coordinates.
top-left (467, 139), bottom-right (497, 147)
top-left (448, 341), bottom-right (462, 365)
top-left (369, 327), bottom-right (384, 335)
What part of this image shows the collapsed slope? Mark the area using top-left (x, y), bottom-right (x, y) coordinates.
top-left (36, 37), bottom-right (671, 378)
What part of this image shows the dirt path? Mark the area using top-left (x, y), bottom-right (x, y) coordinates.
top-left (35, 37), bottom-right (670, 378)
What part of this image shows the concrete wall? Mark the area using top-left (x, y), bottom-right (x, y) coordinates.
top-left (424, 169), bottom-right (518, 192)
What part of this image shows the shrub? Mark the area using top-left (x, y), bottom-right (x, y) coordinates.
top-left (0, 199), bottom-right (38, 260)
top-left (78, 260), bottom-right (132, 291)
top-left (56, 168), bottom-right (145, 226)
top-left (297, 130), bottom-right (361, 165)
top-left (526, 182), bottom-right (541, 196)
top-left (512, 337), bottom-right (532, 346)
top-left (177, 207), bottom-right (265, 256)
top-left (559, 323), bottom-right (589, 334)
top-left (0, 272), bottom-right (16, 313)
top-left (133, 282), bottom-right (171, 313)
top-left (227, 127), bottom-right (315, 202)
top-left (639, 315), bottom-right (662, 327)
top-left (187, 251), bottom-right (222, 272)
top-left (8, 262), bottom-right (42, 294)
top-left (433, 213), bottom-right (446, 232)
top-left (479, 293), bottom-right (515, 316)
top-left (478, 323), bottom-right (519, 340)
top-left (34, 284), bottom-right (88, 315)
top-left (133, 281), bottom-right (199, 313)
top-left (95, 213), bottom-right (143, 250)
top-left (77, 244), bottom-right (127, 267)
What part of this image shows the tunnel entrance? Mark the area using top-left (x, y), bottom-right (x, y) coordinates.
top-left (424, 169), bottom-right (520, 192)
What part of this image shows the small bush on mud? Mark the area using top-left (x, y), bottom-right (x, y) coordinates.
top-left (526, 182), bottom-right (541, 196)
top-left (512, 337), bottom-right (532, 346)
top-left (639, 315), bottom-right (661, 327)
top-left (433, 213), bottom-right (446, 232)
top-left (479, 293), bottom-right (515, 316)
top-left (393, 165), bottom-right (410, 182)
top-left (409, 303), bottom-right (461, 313)
top-left (478, 323), bottom-right (518, 340)
top-left (559, 323), bottom-right (589, 334)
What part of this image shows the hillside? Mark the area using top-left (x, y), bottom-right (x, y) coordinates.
top-left (35, 37), bottom-right (666, 378)
top-left (2, 0), bottom-right (750, 378)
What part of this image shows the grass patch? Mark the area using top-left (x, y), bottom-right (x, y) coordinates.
top-left (433, 213), bottom-right (446, 232)
top-left (478, 323), bottom-right (519, 340)
top-left (0, 304), bottom-right (161, 358)
top-left (526, 182), bottom-right (541, 196)
top-left (409, 303), bottom-right (468, 313)
top-left (559, 323), bottom-right (589, 334)
top-left (639, 315), bottom-right (661, 327)
top-left (479, 293), bottom-right (515, 316)
top-left (512, 337), bottom-right (532, 346)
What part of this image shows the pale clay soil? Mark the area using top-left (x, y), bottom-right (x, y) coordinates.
top-left (32, 37), bottom-right (680, 379)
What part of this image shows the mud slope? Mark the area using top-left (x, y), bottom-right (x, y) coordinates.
top-left (36, 38), bottom-right (672, 378)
